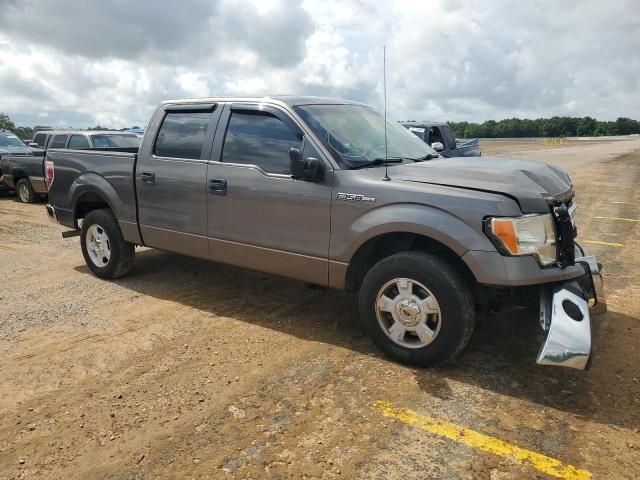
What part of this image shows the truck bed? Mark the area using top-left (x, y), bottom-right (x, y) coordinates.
top-left (0, 150), bottom-right (47, 191)
top-left (45, 148), bottom-right (139, 231)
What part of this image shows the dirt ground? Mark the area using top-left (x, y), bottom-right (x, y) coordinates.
top-left (1, 139), bottom-right (639, 479)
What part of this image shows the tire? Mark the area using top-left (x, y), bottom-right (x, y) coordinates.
top-left (359, 251), bottom-right (475, 367)
top-left (16, 179), bottom-right (36, 203)
top-left (80, 209), bottom-right (135, 279)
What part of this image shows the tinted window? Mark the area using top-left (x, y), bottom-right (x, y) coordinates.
top-left (91, 134), bottom-right (141, 148)
top-left (222, 112), bottom-right (299, 174)
top-left (34, 133), bottom-right (47, 148)
top-left (68, 135), bottom-right (90, 149)
top-left (50, 135), bottom-right (68, 148)
top-left (154, 112), bottom-right (211, 159)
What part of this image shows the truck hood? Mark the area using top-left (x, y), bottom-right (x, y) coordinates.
top-left (0, 145), bottom-right (32, 156)
top-left (392, 156), bottom-right (572, 213)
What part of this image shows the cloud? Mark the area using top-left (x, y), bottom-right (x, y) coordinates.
top-left (0, 0), bottom-right (638, 128)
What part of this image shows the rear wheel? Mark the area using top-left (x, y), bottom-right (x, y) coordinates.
top-left (80, 209), bottom-right (135, 279)
top-left (359, 251), bottom-right (475, 367)
top-left (16, 179), bottom-right (36, 203)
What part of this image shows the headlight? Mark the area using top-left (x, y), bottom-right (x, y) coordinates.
top-left (486, 214), bottom-right (557, 266)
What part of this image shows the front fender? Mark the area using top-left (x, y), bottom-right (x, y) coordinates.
top-left (331, 203), bottom-right (496, 262)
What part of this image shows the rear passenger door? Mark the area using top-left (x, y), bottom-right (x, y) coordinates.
top-left (136, 104), bottom-right (221, 259)
top-left (206, 103), bottom-right (332, 285)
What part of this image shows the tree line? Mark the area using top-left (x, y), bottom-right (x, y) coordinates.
top-left (448, 116), bottom-right (640, 139)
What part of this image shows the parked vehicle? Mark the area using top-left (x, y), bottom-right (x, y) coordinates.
top-left (0, 130), bottom-right (36, 193)
top-left (45, 96), bottom-right (604, 370)
top-left (2, 131), bottom-right (141, 202)
top-left (29, 130), bottom-right (141, 150)
top-left (402, 121), bottom-right (481, 157)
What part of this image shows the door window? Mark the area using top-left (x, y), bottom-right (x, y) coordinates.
top-left (428, 127), bottom-right (444, 146)
top-left (33, 133), bottom-right (47, 148)
top-left (50, 135), bottom-right (68, 148)
top-left (154, 111), bottom-right (212, 159)
top-left (221, 111), bottom-right (300, 175)
top-left (68, 135), bottom-right (90, 149)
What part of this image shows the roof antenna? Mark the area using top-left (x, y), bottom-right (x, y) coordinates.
top-left (382, 45), bottom-right (391, 181)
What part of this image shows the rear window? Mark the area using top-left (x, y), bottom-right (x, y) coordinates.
top-left (68, 135), bottom-right (90, 149)
top-left (90, 134), bottom-right (141, 148)
top-left (154, 112), bottom-right (211, 159)
top-left (50, 135), bottom-right (68, 148)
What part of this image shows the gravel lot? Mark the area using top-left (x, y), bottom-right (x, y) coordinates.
top-left (1, 139), bottom-right (639, 479)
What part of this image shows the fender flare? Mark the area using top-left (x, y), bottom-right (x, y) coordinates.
top-left (68, 173), bottom-right (121, 222)
top-left (335, 203), bottom-right (496, 262)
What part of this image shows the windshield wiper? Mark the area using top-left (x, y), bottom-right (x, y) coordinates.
top-left (411, 153), bottom-right (440, 161)
top-left (348, 157), bottom-right (404, 170)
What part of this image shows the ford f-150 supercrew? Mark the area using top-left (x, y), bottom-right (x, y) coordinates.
top-left (44, 96), bottom-right (606, 370)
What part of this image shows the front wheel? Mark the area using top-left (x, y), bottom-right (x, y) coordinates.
top-left (359, 251), bottom-right (475, 367)
top-left (80, 209), bottom-right (135, 279)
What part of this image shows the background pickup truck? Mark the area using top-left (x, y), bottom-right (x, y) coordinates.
top-left (45, 96), bottom-right (604, 370)
top-left (402, 121), bottom-right (481, 157)
top-left (0, 130), bottom-right (36, 193)
top-left (1, 130), bottom-right (140, 203)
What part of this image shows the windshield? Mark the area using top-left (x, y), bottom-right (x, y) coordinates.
top-left (0, 132), bottom-right (27, 148)
top-left (90, 134), bottom-right (141, 148)
top-left (293, 104), bottom-right (436, 168)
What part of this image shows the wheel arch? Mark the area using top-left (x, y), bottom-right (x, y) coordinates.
top-left (69, 173), bottom-right (120, 225)
top-left (344, 231), bottom-right (478, 293)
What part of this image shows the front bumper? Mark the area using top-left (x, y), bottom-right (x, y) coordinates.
top-left (536, 253), bottom-right (606, 370)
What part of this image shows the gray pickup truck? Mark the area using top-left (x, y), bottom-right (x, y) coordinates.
top-left (45, 96), bottom-right (605, 370)
top-left (2, 130), bottom-right (140, 203)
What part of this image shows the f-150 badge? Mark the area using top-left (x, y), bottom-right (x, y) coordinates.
top-left (336, 193), bottom-right (376, 202)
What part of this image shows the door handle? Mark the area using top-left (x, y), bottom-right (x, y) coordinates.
top-left (140, 171), bottom-right (155, 185)
top-left (209, 178), bottom-right (227, 195)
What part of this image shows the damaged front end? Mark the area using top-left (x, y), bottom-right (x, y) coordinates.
top-left (536, 248), bottom-right (607, 370)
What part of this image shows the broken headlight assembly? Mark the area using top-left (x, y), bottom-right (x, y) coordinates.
top-left (485, 213), bottom-right (557, 266)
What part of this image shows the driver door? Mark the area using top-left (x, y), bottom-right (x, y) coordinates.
top-left (206, 103), bottom-right (333, 285)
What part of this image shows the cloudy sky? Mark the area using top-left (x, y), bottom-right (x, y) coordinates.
top-left (0, 0), bottom-right (638, 128)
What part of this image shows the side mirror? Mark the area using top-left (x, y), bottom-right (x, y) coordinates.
top-left (29, 142), bottom-right (38, 148)
top-left (290, 147), bottom-right (324, 182)
top-left (431, 141), bottom-right (444, 152)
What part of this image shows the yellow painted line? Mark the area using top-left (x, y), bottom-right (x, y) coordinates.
top-left (372, 400), bottom-right (591, 480)
top-left (581, 240), bottom-right (624, 247)
top-left (594, 216), bottom-right (640, 223)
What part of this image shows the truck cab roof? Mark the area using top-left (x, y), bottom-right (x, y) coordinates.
top-left (161, 95), bottom-right (368, 108)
